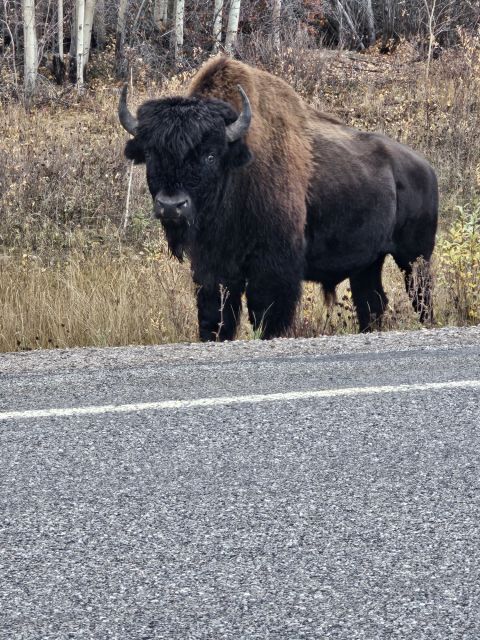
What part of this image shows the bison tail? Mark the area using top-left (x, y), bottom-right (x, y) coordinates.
top-left (322, 283), bottom-right (337, 306)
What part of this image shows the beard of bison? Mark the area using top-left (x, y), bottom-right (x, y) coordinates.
top-left (123, 94), bottom-right (304, 342)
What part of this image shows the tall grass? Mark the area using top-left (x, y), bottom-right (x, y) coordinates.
top-left (0, 239), bottom-right (197, 352)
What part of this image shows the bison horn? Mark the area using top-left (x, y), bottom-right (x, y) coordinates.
top-left (225, 85), bottom-right (251, 143)
top-left (118, 84), bottom-right (138, 136)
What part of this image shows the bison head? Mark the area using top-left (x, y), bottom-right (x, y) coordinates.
top-left (118, 85), bottom-right (252, 228)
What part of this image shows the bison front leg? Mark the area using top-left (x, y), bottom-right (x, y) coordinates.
top-left (196, 282), bottom-right (243, 342)
top-left (246, 265), bottom-right (302, 339)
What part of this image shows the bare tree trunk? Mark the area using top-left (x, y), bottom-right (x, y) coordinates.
top-left (168, 0), bottom-right (174, 27)
top-left (335, 0), bottom-right (365, 50)
top-left (133, 0), bottom-right (149, 33)
top-left (225, 0), bottom-right (241, 54)
top-left (364, 0), bottom-right (375, 47)
top-left (173, 0), bottom-right (184, 60)
top-left (380, 0), bottom-right (396, 49)
top-left (12, 0), bottom-right (22, 71)
top-left (83, 0), bottom-right (96, 65)
top-left (212, 0), bottom-right (223, 52)
top-left (94, 0), bottom-right (106, 50)
top-left (70, 10), bottom-right (77, 56)
top-left (76, 0), bottom-right (85, 89)
top-left (272, 0), bottom-right (281, 49)
top-left (58, 0), bottom-right (64, 57)
top-left (22, 0), bottom-right (37, 101)
top-left (154, 0), bottom-right (168, 31)
top-left (115, 0), bottom-right (129, 78)
top-left (51, 0), bottom-right (66, 84)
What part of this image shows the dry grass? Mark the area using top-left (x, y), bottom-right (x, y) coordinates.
top-left (0, 239), bottom-right (197, 352)
top-left (1, 38), bottom-right (480, 352)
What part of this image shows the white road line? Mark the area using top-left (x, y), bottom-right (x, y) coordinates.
top-left (0, 379), bottom-right (479, 421)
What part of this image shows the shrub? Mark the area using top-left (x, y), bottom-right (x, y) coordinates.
top-left (437, 199), bottom-right (480, 323)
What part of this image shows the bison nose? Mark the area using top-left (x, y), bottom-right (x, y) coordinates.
top-left (154, 193), bottom-right (191, 220)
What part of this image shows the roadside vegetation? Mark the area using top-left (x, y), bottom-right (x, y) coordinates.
top-left (1, 32), bottom-right (480, 351)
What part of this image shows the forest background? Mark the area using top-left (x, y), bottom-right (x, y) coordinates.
top-left (1, 0), bottom-right (480, 351)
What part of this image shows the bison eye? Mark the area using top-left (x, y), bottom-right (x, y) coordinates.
top-left (206, 154), bottom-right (215, 164)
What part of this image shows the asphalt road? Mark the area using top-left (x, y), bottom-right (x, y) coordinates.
top-left (1, 327), bottom-right (480, 640)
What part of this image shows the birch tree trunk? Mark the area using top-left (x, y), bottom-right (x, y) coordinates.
top-left (153, 0), bottom-right (168, 31)
top-left (58, 0), bottom-right (64, 57)
top-left (173, 0), bottom-right (184, 60)
top-left (272, 0), bottom-right (281, 49)
top-left (94, 0), bottom-right (106, 50)
top-left (76, 0), bottom-right (85, 88)
top-left (51, 0), bottom-right (66, 84)
top-left (115, 0), bottom-right (129, 78)
top-left (212, 0), bottom-right (223, 52)
top-left (83, 0), bottom-right (96, 65)
top-left (225, 0), bottom-right (241, 54)
top-left (22, 0), bottom-right (37, 100)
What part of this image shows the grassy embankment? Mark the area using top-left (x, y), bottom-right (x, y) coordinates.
top-left (0, 38), bottom-right (479, 352)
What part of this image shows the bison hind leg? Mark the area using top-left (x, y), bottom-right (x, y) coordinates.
top-left (349, 256), bottom-right (388, 332)
top-left (321, 283), bottom-right (338, 307)
top-left (395, 255), bottom-right (434, 325)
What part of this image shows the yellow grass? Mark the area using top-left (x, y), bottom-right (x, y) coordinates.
top-left (0, 242), bottom-right (197, 351)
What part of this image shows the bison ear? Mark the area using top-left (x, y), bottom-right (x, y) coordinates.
top-left (124, 138), bottom-right (145, 164)
top-left (227, 140), bottom-right (253, 169)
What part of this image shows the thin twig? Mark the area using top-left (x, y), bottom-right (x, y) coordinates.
top-left (122, 160), bottom-right (134, 231)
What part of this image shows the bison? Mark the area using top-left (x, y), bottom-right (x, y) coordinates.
top-left (118, 56), bottom-right (438, 340)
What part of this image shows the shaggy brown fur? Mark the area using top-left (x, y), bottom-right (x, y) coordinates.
top-left (188, 57), bottom-right (314, 240)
